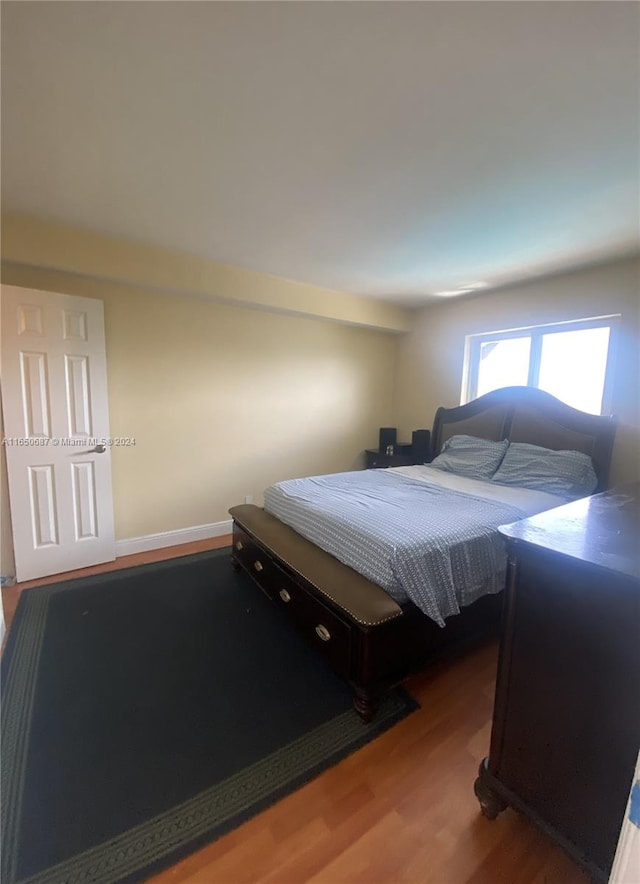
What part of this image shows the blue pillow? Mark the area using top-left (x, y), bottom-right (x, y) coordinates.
top-left (430, 435), bottom-right (509, 481)
top-left (492, 442), bottom-right (597, 499)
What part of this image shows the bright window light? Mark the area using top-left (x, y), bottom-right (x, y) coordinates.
top-left (464, 317), bottom-right (618, 415)
top-left (477, 337), bottom-right (531, 397)
top-left (538, 327), bottom-right (610, 415)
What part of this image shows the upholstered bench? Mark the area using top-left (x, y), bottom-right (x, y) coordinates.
top-left (228, 504), bottom-right (493, 719)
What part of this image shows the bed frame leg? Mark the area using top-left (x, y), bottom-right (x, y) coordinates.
top-left (353, 689), bottom-right (377, 722)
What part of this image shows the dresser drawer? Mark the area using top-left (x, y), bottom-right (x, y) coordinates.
top-left (232, 526), bottom-right (279, 599)
top-left (270, 563), bottom-right (353, 677)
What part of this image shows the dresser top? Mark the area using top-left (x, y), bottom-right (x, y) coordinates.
top-left (499, 483), bottom-right (640, 581)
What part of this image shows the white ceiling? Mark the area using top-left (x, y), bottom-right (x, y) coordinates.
top-left (1, 1), bottom-right (638, 306)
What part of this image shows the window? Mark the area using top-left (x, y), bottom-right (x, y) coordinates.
top-left (463, 316), bottom-right (619, 415)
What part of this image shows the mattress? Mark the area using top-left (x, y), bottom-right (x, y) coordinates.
top-left (263, 466), bottom-right (563, 626)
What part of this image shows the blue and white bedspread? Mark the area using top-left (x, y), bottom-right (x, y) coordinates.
top-left (263, 466), bottom-right (562, 626)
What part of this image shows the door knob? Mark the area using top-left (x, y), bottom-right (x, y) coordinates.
top-left (70, 443), bottom-right (107, 456)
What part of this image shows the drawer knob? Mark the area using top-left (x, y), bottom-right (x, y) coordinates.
top-left (235, 540), bottom-right (243, 551)
top-left (279, 588), bottom-right (291, 603)
top-left (315, 624), bottom-right (331, 642)
top-left (253, 560), bottom-right (264, 572)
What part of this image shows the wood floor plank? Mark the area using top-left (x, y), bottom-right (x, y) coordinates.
top-left (1, 538), bottom-right (590, 883)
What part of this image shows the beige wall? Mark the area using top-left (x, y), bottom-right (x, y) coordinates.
top-left (1, 214), bottom-right (411, 333)
top-left (0, 265), bottom-right (398, 557)
top-left (393, 256), bottom-right (640, 486)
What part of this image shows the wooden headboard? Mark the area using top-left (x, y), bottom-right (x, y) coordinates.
top-left (431, 386), bottom-right (617, 492)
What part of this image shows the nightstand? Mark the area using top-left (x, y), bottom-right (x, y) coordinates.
top-left (365, 446), bottom-right (425, 468)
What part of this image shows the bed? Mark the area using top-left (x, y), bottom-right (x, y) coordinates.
top-left (229, 387), bottom-right (616, 720)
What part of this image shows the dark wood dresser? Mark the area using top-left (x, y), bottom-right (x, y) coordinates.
top-left (475, 484), bottom-right (640, 881)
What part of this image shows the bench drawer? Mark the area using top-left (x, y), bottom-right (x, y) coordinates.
top-left (271, 563), bottom-right (353, 677)
top-left (232, 526), bottom-right (279, 599)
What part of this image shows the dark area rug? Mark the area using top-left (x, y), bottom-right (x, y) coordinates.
top-left (1, 548), bottom-right (417, 884)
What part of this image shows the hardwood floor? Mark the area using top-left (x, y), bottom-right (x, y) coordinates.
top-left (2, 541), bottom-right (588, 884)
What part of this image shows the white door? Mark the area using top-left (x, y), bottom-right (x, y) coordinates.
top-left (1, 285), bottom-right (115, 581)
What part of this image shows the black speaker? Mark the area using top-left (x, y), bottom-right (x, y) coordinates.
top-left (412, 429), bottom-right (431, 462)
top-left (378, 427), bottom-right (397, 452)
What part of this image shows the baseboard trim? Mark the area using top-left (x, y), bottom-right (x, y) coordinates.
top-left (116, 520), bottom-right (233, 558)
